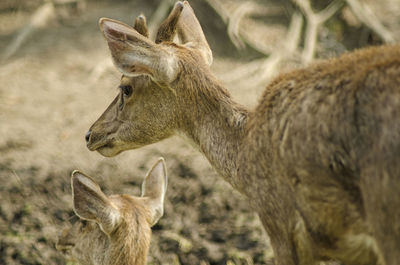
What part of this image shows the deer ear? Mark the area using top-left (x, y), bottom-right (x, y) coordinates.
top-left (133, 14), bottom-right (149, 38)
top-left (177, 1), bottom-right (213, 65)
top-left (141, 158), bottom-right (168, 226)
top-left (99, 18), bottom-right (179, 84)
top-left (155, 1), bottom-right (184, 44)
top-left (71, 171), bottom-right (121, 234)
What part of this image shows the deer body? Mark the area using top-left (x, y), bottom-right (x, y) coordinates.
top-left (238, 45), bottom-right (400, 265)
top-left (174, 44), bottom-right (399, 265)
top-left (86, 2), bottom-right (400, 264)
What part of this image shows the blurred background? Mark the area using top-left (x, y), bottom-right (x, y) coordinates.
top-left (0, 0), bottom-right (399, 264)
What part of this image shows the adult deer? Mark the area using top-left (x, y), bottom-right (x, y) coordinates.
top-left (56, 158), bottom-right (167, 265)
top-left (85, 1), bottom-right (400, 264)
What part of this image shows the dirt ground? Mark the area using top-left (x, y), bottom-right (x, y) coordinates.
top-left (0, 1), bottom-right (274, 264)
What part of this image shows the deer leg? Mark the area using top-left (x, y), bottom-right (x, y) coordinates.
top-left (361, 157), bottom-right (400, 265)
top-left (257, 208), bottom-right (315, 265)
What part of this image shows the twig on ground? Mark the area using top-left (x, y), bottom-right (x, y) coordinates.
top-left (227, 1), bottom-right (270, 50)
top-left (293, 0), bottom-right (343, 64)
top-left (2, 2), bottom-right (56, 62)
top-left (221, 11), bottom-right (303, 86)
top-left (254, 11), bottom-right (303, 85)
top-left (204, 0), bottom-right (271, 52)
top-left (346, 0), bottom-right (396, 43)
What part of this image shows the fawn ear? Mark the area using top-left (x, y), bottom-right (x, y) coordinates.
top-left (141, 158), bottom-right (168, 226)
top-left (99, 18), bottom-right (179, 84)
top-left (71, 171), bottom-right (121, 234)
top-left (177, 1), bottom-right (212, 65)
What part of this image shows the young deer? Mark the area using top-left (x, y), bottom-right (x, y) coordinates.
top-left (85, 1), bottom-right (400, 265)
top-left (56, 158), bottom-right (167, 265)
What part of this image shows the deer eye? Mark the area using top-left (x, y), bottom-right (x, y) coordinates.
top-left (119, 85), bottom-right (133, 97)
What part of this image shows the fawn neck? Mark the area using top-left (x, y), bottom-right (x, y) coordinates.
top-left (175, 64), bottom-right (249, 189)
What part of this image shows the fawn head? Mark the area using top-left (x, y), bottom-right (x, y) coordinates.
top-left (86, 1), bottom-right (213, 157)
top-left (56, 158), bottom-right (168, 265)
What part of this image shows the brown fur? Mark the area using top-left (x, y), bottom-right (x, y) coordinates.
top-left (57, 188), bottom-right (152, 265)
top-left (134, 15), bottom-right (149, 38)
top-left (87, 2), bottom-right (400, 264)
top-left (155, 2), bottom-right (184, 44)
top-left (57, 159), bottom-right (168, 265)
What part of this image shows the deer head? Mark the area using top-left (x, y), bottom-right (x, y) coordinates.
top-left (56, 158), bottom-right (168, 265)
top-left (85, 1), bottom-right (213, 157)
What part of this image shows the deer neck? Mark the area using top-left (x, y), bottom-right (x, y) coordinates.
top-left (176, 71), bottom-right (249, 189)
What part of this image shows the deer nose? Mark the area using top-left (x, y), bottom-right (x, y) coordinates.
top-left (85, 130), bottom-right (91, 143)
